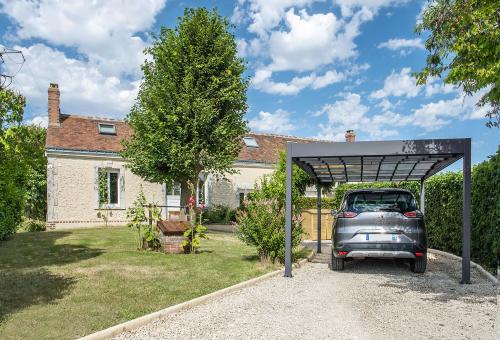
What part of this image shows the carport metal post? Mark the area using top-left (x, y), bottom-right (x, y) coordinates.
top-left (285, 143), bottom-right (293, 277)
top-left (419, 180), bottom-right (425, 214)
top-left (462, 138), bottom-right (471, 284)
top-left (317, 184), bottom-right (322, 253)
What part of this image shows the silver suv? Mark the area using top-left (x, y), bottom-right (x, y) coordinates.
top-left (331, 189), bottom-right (427, 273)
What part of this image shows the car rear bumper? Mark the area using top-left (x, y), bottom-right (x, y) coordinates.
top-left (346, 250), bottom-right (416, 259)
top-left (333, 242), bottom-right (426, 258)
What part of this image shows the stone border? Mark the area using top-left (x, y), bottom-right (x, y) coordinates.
top-left (79, 252), bottom-right (313, 340)
top-left (428, 248), bottom-right (497, 284)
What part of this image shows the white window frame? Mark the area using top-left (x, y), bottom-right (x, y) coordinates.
top-left (243, 137), bottom-right (259, 148)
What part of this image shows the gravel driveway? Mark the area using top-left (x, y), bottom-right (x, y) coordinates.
top-left (114, 253), bottom-right (497, 340)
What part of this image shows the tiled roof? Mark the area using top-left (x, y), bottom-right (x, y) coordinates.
top-left (46, 114), bottom-right (314, 163)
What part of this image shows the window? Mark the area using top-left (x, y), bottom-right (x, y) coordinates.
top-left (168, 182), bottom-right (181, 196)
top-left (98, 169), bottom-right (120, 206)
top-left (345, 191), bottom-right (416, 214)
top-left (243, 137), bottom-right (259, 148)
top-left (98, 123), bottom-right (116, 135)
top-left (239, 192), bottom-right (245, 206)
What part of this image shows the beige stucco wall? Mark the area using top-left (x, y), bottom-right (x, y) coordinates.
top-left (47, 152), bottom-right (165, 229)
top-left (207, 163), bottom-right (275, 208)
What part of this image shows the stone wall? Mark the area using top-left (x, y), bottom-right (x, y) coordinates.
top-left (47, 152), bottom-right (165, 229)
top-left (207, 163), bottom-right (274, 208)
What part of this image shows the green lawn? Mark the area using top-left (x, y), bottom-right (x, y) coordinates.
top-left (0, 228), bottom-right (280, 339)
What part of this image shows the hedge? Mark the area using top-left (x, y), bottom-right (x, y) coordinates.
top-left (303, 148), bottom-right (499, 272)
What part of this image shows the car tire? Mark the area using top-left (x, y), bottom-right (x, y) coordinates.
top-left (410, 254), bottom-right (427, 273)
top-left (331, 252), bottom-right (345, 271)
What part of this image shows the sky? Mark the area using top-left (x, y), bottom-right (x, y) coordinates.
top-left (0, 0), bottom-right (498, 167)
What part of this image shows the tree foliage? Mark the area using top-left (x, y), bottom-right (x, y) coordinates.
top-left (122, 8), bottom-right (248, 203)
top-left (415, 0), bottom-right (500, 127)
top-left (0, 89), bottom-right (25, 240)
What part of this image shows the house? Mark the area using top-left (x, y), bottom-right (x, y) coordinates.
top-left (46, 83), bottom-right (352, 229)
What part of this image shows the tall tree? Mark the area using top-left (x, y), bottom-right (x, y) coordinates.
top-left (0, 88), bottom-right (25, 240)
top-left (122, 8), bottom-right (248, 204)
top-left (415, 0), bottom-right (499, 127)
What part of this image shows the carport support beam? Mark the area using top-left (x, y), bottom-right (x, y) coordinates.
top-left (284, 143), bottom-right (293, 277)
top-left (419, 180), bottom-right (425, 214)
top-left (461, 139), bottom-right (471, 284)
top-left (317, 184), bottom-right (322, 253)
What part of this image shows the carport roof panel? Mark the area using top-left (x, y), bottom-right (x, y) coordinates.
top-left (290, 138), bottom-right (467, 183)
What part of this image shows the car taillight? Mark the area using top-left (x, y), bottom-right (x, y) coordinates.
top-left (337, 212), bottom-right (358, 218)
top-left (404, 211), bottom-right (418, 218)
top-left (415, 252), bottom-right (424, 257)
top-left (338, 251), bottom-right (348, 256)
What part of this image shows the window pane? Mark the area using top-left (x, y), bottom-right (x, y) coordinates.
top-left (170, 182), bottom-right (181, 196)
top-left (109, 172), bottom-right (119, 204)
top-left (243, 137), bottom-right (259, 147)
top-left (346, 192), bottom-right (416, 213)
top-left (98, 124), bottom-right (116, 135)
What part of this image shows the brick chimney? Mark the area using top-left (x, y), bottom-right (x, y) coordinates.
top-left (345, 130), bottom-right (356, 142)
top-left (48, 83), bottom-right (60, 126)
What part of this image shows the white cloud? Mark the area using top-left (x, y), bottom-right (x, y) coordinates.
top-left (236, 1), bottom-right (379, 95)
top-left (334, 0), bottom-right (408, 17)
top-left (314, 92), bottom-right (399, 140)
top-left (268, 9), bottom-right (346, 72)
top-left (0, 0), bottom-right (166, 76)
top-left (370, 67), bottom-right (419, 99)
top-left (377, 38), bottom-right (424, 54)
top-left (12, 44), bottom-right (139, 117)
top-left (248, 109), bottom-right (295, 133)
top-left (27, 115), bottom-right (48, 128)
top-left (245, 0), bottom-right (316, 37)
top-left (424, 77), bottom-right (457, 97)
top-left (252, 68), bottom-right (344, 95)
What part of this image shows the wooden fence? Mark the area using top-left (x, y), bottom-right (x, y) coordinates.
top-left (301, 209), bottom-right (334, 241)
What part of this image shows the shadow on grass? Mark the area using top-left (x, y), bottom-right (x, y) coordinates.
top-left (0, 269), bottom-right (76, 323)
top-left (0, 231), bottom-right (103, 270)
top-left (0, 231), bottom-right (103, 322)
top-left (336, 258), bottom-right (496, 304)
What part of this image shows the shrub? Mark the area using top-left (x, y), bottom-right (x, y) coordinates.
top-left (0, 167), bottom-right (24, 240)
top-left (204, 205), bottom-right (237, 224)
top-left (19, 219), bottom-right (46, 232)
top-left (236, 197), bottom-right (302, 262)
top-left (236, 151), bottom-right (313, 263)
top-left (424, 148), bottom-right (499, 272)
top-left (302, 197), bottom-right (336, 210)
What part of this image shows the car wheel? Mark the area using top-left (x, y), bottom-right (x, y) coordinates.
top-left (410, 254), bottom-right (427, 273)
top-left (331, 251), bottom-right (345, 271)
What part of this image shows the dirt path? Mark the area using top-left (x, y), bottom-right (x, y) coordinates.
top-left (115, 253), bottom-right (497, 340)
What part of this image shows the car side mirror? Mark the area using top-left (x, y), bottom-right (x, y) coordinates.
top-left (330, 209), bottom-right (337, 216)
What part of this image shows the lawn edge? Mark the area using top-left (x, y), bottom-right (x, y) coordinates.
top-left (428, 248), bottom-right (497, 284)
top-left (79, 253), bottom-right (313, 340)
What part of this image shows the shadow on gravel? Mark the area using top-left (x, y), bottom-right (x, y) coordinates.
top-left (337, 256), bottom-right (496, 304)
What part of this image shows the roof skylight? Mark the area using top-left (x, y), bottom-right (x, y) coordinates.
top-left (243, 137), bottom-right (259, 148)
top-left (98, 123), bottom-right (116, 135)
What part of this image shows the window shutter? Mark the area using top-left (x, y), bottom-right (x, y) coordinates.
top-left (94, 167), bottom-right (100, 209)
top-left (119, 172), bottom-right (125, 209)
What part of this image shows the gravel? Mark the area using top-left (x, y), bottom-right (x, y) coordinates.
top-left (114, 253), bottom-right (497, 340)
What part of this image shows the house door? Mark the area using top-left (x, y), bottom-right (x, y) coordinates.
top-left (166, 183), bottom-right (181, 219)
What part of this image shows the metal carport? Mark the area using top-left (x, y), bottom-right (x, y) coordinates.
top-left (284, 138), bottom-right (472, 284)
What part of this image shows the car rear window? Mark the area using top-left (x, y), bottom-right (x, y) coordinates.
top-left (345, 191), bottom-right (416, 213)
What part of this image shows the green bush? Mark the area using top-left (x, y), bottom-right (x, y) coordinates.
top-left (302, 197), bottom-right (337, 209)
top-left (236, 197), bottom-right (302, 262)
top-left (0, 174), bottom-right (23, 240)
top-left (19, 219), bottom-right (46, 232)
top-left (424, 148), bottom-right (499, 272)
top-left (236, 151), bottom-right (314, 263)
top-left (204, 205), bottom-right (237, 224)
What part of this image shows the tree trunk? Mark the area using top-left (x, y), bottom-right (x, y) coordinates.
top-left (180, 179), bottom-right (191, 207)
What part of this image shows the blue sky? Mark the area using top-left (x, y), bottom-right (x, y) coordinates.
top-left (0, 0), bottom-right (498, 166)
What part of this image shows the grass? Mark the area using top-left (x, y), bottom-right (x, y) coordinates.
top-left (0, 227), bottom-right (280, 339)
